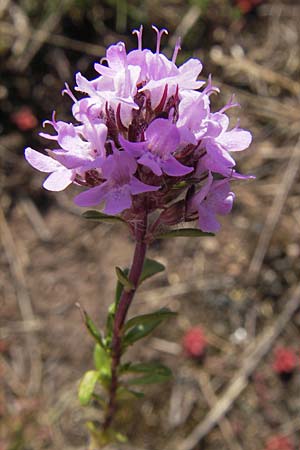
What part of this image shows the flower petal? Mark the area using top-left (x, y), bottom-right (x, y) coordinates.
top-left (74, 183), bottom-right (108, 207)
top-left (25, 148), bottom-right (61, 172)
top-left (43, 169), bottom-right (74, 191)
top-left (138, 153), bottom-right (163, 176)
top-left (104, 186), bottom-right (132, 215)
top-left (162, 157), bottom-right (193, 177)
top-left (218, 129), bottom-right (252, 152)
top-left (197, 205), bottom-right (221, 233)
top-left (130, 177), bottom-right (159, 195)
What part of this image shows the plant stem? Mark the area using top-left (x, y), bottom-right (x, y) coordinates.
top-left (103, 215), bottom-right (148, 430)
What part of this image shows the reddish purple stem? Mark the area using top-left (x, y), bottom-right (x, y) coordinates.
top-left (103, 214), bottom-right (147, 430)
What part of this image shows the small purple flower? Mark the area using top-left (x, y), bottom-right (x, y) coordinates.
top-left (24, 147), bottom-right (76, 191)
top-left (74, 149), bottom-right (159, 214)
top-left (188, 173), bottom-right (235, 232)
top-left (197, 112), bottom-right (252, 176)
top-left (120, 118), bottom-right (193, 177)
top-left (25, 115), bottom-right (107, 191)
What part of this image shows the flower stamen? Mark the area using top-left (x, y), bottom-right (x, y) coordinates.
top-left (152, 25), bottom-right (168, 54)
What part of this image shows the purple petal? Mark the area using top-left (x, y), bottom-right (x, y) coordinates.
top-left (230, 171), bottom-right (255, 180)
top-left (178, 58), bottom-right (202, 78)
top-left (218, 129), bottom-right (252, 152)
top-left (119, 134), bottom-right (145, 158)
top-left (43, 169), bottom-right (74, 191)
top-left (25, 148), bottom-right (61, 172)
top-left (104, 186), bottom-right (132, 215)
top-left (162, 157), bottom-right (193, 177)
top-left (74, 183), bottom-right (108, 207)
top-left (138, 153), bottom-right (163, 176)
top-left (192, 172), bottom-right (213, 206)
top-left (205, 141), bottom-right (236, 175)
top-left (197, 205), bottom-right (221, 233)
top-left (146, 118), bottom-right (180, 155)
top-left (102, 150), bottom-right (137, 180)
top-left (215, 192), bottom-right (235, 215)
top-left (130, 177), bottom-right (159, 195)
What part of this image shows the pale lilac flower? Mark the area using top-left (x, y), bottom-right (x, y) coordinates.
top-left (25, 115), bottom-right (107, 191)
top-left (188, 173), bottom-right (235, 232)
top-left (24, 147), bottom-right (76, 191)
top-left (74, 149), bottom-right (159, 214)
top-left (120, 118), bottom-right (193, 177)
top-left (197, 112), bottom-right (252, 176)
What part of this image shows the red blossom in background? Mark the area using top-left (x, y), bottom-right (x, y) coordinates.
top-left (11, 106), bottom-right (38, 131)
top-left (234, 0), bottom-right (263, 14)
top-left (264, 435), bottom-right (295, 450)
top-left (182, 327), bottom-right (207, 359)
top-left (272, 347), bottom-right (297, 375)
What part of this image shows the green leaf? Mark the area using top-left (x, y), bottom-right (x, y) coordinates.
top-left (115, 266), bottom-right (135, 292)
top-left (82, 210), bottom-right (125, 224)
top-left (78, 370), bottom-right (99, 406)
top-left (115, 267), bottom-right (129, 305)
top-left (139, 258), bottom-right (165, 285)
top-left (126, 372), bottom-right (172, 385)
top-left (124, 307), bottom-right (176, 331)
top-left (156, 228), bottom-right (214, 238)
top-left (93, 344), bottom-right (111, 379)
top-left (77, 304), bottom-right (104, 348)
top-left (122, 362), bottom-right (172, 385)
top-left (123, 308), bottom-right (177, 346)
top-left (87, 425), bottom-right (127, 445)
top-left (122, 361), bottom-right (172, 376)
top-left (117, 386), bottom-right (145, 399)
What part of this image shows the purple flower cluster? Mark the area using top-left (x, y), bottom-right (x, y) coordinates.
top-left (25, 26), bottom-right (252, 234)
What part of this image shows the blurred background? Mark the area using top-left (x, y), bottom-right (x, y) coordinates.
top-left (1, 0), bottom-right (300, 449)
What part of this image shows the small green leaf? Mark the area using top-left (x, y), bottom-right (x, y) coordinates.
top-left (82, 210), bottom-right (125, 224)
top-left (139, 258), bottom-right (165, 285)
top-left (126, 372), bottom-right (172, 385)
top-left (115, 266), bottom-right (135, 292)
top-left (115, 267), bottom-right (129, 305)
top-left (122, 361), bottom-right (172, 376)
top-left (156, 228), bottom-right (214, 238)
top-left (77, 304), bottom-right (104, 348)
top-left (124, 308), bottom-right (176, 331)
top-left (171, 178), bottom-right (201, 190)
top-left (86, 422), bottom-right (128, 447)
top-left (117, 386), bottom-right (145, 399)
top-left (114, 432), bottom-right (128, 443)
top-left (123, 308), bottom-right (177, 346)
top-left (93, 344), bottom-right (111, 379)
top-left (78, 370), bottom-right (99, 406)
top-left (122, 361), bottom-right (172, 385)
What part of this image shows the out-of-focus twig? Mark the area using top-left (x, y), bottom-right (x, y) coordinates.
top-left (176, 283), bottom-right (300, 450)
top-left (166, 4), bottom-right (202, 51)
top-left (1, 20), bottom-right (105, 57)
top-left (19, 197), bottom-right (52, 242)
top-left (9, 0), bottom-right (72, 71)
top-left (248, 137), bottom-right (300, 280)
top-left (0, 204), bottom-right (42, 394)
top-left (197, 370), bottom-right (243, 450)
top-left (210, 47), bottom-right (300, 97)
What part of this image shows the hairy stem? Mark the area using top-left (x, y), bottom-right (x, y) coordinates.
top-left (103, 215), bottom-right (148, 430)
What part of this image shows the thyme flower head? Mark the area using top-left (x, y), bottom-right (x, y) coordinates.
top-left (25, 25), bottom-right (253, 234)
